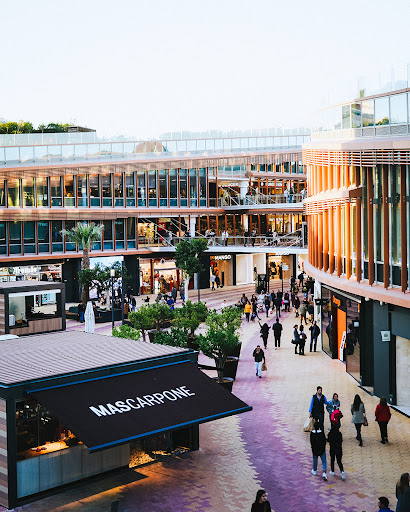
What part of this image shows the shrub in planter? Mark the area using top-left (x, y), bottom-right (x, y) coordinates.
top-left (152, 327), bottom-right (189, 348)
top-left (175, 300), bottom-right (208, 337)
top-left (198, 306), bottom-right (242, 384)
top-left (128, 306), bottom-right (155, 342)
top-left (148, 303), bottom-right (175, 332)
top-left (112, 324), bottom-right (140, 341)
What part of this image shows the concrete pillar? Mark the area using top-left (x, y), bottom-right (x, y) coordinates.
top-left (243, 215), bottom-right (249, 231)
top-left (184, 216), bottom-right (197, 237)
top-left (240, 182), bottom-right (248, 199)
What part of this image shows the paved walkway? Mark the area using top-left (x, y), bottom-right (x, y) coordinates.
top-left (9, 285), bottom-right (410, 512)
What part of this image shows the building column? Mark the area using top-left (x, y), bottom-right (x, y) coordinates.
top-left (240, 182), bottom-right (248, 199)
top-left (382, 164), bottom-right (390, 288)
top-left (345, 203), bottom-right (351, 279)
top-left (355, 167), bottom-right (362, 282)
top-left (242, 214), bottom-right (249, 232)
top-left (184, 216), bottom-right (197, 237)
top-left (329, 207), bottom-right (335, 274)
top-left (367, 167), bottom-right (375, 285)
top-left (318, 212), bottom-right (323, 269)
top-left (401, 165), bottom-right (408, 292)
top-left (323, 209), bottom-right (329, 272)
top-left (336, 204), bottom-right (342, 276)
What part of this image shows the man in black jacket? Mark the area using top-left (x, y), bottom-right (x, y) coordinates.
top-left (274, 296), bottom-right (282, 319)
top-left (309, 321), bottom-right (321, 352)
top-left (309, 386), bottom-right (328, 430)
top-left (252, 345), bottom-right (265, 378)
top-left (272, 318), bottom-right (283, 349)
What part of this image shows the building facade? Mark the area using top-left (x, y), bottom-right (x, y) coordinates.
top-left (0, 134), bottom-right (309, 301)
top-left (304, 86), bottom-right (410, 413)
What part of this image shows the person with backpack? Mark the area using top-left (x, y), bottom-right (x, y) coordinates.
top-left (327, 423), bottom-right (345, 480)
top-left (298, 324), bottom-right (307, 355)
top-left (326, 393), bottom-right (341, 425)
top-left (260, 322), bottom-right (270, 349)
top-left (309, 321), bottom-right (321, 352)
top-left (272, 318), bottom-right (283, 349)
top-left (310, 419), bottom-right (328, 481)
top-left (293, 324), bottom-right (300, 355)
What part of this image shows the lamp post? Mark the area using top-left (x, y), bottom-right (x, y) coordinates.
top-left (110, 268), bottom-right (115, 330)
top-left (121, 261), bottom-right (124, 325)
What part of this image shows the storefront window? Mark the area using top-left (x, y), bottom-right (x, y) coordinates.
top-left (9, 289), bottom-right (61, 328)
top-left (140, 258), bottom-right (152, 294)
top-left (36, 177), bottom-right (49, 207)
top-left (345, 300), bottom-right (361, 382)
top-left (137, 172), bottom-right (146, 206)
top-left (153, 258), bottom-right (179, 294)
top-left (9, 221), bottom-right (22, 254)
top-left (38, 221), bottom-right (50, 253)
top-left (374, 166), bottom-right (383, 267)
top-left (102, 174), bottom-right (112, 207)
top-left (114, 174), bottom-right (124, 207)
top-left (50, 177), bottom-right (62, 207)
top-left (103, 220), bottom-right (113, 250)
top-left (127, 217), bottom-right (136, 248)
top-left (159, 170), bottom-right (167, 207)
top-left (0, 222), bottom-right (6, 254)
top-left (362, 100), bottom-right (374, 127)
top-left (64, 220), bottom-right (76, 251)
top-left (148, 171), bottom-right (157, 207)
top-left (321, 287), bottom-right (332, 357)
top-left (90, 175), bottom-right (100, 207)
top-left (189, 169), bottom-right (197, 207)
top-left (126, 172), bottom-right (135, 206)
top-left (64, 176), bottom-right (75, 207)
top-left (138, 222), bottom-right (155, 248)
top-left (390, 93), bottom-right (407, 125)
top-left (180, 169), bottom-right (187, 206)
top-left (23, 221), bottom-right (36, 253)
top-left (52, 221), bottom-right (63, 252)
top-left (77, 175), bottom-right (88, 207)
top-left (115, 219), bottom-right (125, 249)
top-left (22, 179), bottom-right (35, 207)
top-left (391, 165), bottom-right (401, 265)
top-left (375, 97), bottom-right (389, 125)
top-left (169, 169), bottom-right (177, 206)
top-left (8, 179), bottom-right (21, 207)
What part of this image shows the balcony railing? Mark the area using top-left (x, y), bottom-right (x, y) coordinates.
top-left (218, 193), bottom-right (305, 207)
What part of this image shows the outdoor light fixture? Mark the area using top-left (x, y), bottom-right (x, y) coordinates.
top-left (365, 297), bottom-right (370, 301)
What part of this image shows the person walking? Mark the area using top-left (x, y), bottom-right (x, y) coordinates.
top-left (260, 322), bottom-right (270, 349)
top-left (251, 299), bottom-right (260, 321)
top-left (326, 393), bottom-right (341, 425)
top-left (375, 396), bottom-right (391, 444)
top-left (377, 497), bottom-right (394, 512)
top-left (397, 487), bottom-right (410, 512)
top-left (300, 301), bottom-right (308, 325)
top-left (351, 394), bottom-right (366, 447)
top-left (293, 324), bottom-right (300, 355)
top-left (298, 271), bottom-right (304, 287)
top-left (251, 490), bottom-right (272, 512)
top-left (309, 386), bottom-right (328, 430)
top-left (215, 275), bottom-right (221, 289)
top-left (171, 285), bottom-right (178, 303)
top-left (251, 228), bottom-right (257, 247)
top-left (327, 423), bottom-right (345, 480)
top-left (288, 185), bottom-right (294, 203)
top-left (298, 325), bottom-right (307, 355)
top-left (274, 294), bottom-right (282, 319)
top-left (272, 318), bottom-right (283, 349)
top-left (264, 295), bottom-right (271, 317)
top-left (244, 301), bottom-right (252, 322)
top-left (396, 473), bottom-right (410, 501)
top-left (309, 321), bottom-right (320, 352)
top-left (210, 273), bottom-right (216, 290)
top-left (244, 230), bottom-right (249, 246)
top-left (294, 295), bottom-right (300, 317)
top-left (252, 345), bottom-right (266, 379)
top-left (310, 419), bottom-right (328, 481)
top-left (283, 292), bottom-right (290, 312)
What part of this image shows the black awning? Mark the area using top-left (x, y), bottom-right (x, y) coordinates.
top-left (33, 362), bottom-right (251, 452)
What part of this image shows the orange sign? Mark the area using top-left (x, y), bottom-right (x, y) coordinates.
top-left (332, 295), bottom-right (341, 308)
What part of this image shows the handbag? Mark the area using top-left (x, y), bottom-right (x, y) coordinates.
top-left (262, 362), bottom-right (267, 371)
top-left (363, 414), bottom-right (368, 427)
top-left (303, 416), bottom-right (315, 432)
top-left (291, 338), bottom-right (297, 344)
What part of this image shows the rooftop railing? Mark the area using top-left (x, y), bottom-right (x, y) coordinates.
top-left (0, 135), bottom-right (309, 167)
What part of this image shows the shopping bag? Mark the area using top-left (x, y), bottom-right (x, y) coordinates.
top-left (363, 414), bottom-right (368, 427)
top-left (261, 362), bottom-right (267, 371)
top-left (303, 416), bottom-right (315, 432)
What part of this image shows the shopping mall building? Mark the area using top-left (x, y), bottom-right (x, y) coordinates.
top-left (304, 81), bottom-right (410, 415)
top-left (0, 132), bottom-right (309, 301)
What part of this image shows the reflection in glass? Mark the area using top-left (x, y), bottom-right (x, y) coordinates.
top-left (36, 178), bottom-right (49, 207)
top-left (8, 179), bottom-right (21, 207)
top-left (137, 172), bottom-right (146, 206)
top-left (115, 219), bottom-right (125, 249)
top-left (0, 222), bottom-right (6, 254)
top-left (169, 169), bottom-right (177, 206)
top-left (52, 220), bottom-right (63, 252)
top-left (180, 169), bottom-right (187, 206)
top-left (89, 175), bottom-right (100, 207)
top-left (22, 179), bottom-right (35, 207)
top-left (38, 221), bottom-right (50, 253)
top-left (102, 174), bottom-right (112, 207)
top-left (64, 220), bottom-right (76, 251)
top-left (64, 176), bottom-right (75, 207)
top-left (0, 180), bottom-right (4, 206)
top-left (390, 93), bottom-right (407, 124)
top-left (189, 169), bottom-right (197, 206)
top-left (50, 177), bottom-right (62, 207)
top-left (77, 175), bottom-right (88, 207)
top-left (391, 165), bottom-right (401, 264)
top-left (159, 170), bottom-right (167, 207)
top-left (362, 100), bottom-right (374, 127)
top-left (114, 174), bottom-right (123, 207)
top-left (148, 171), bottom-right (157, 207)
top-left (127, 217), bottom-right (136, 248)
top-left (375, 97), bottom-right (389, 125)
top-left (103, 220), bottom-right (113, 250)
top-left (9, 221), bottom-right (22, 254)
top-left (351, 103), bottom-right (361, 128)
top-left (126, 172), bottom-right (135, 206)
top-left (24, 221), bottom-right (36, 253)
top-left (199, 168), bottom-right (206, 206)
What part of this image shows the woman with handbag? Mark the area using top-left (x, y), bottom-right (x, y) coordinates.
top-left (351, 394), bottom-right (366, 447)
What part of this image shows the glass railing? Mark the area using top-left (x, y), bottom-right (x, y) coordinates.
top-left (218, 193), bottom-right (305, 207)
top-left (0, 135), bottom-right (310, 167)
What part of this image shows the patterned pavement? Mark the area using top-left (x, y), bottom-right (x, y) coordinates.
top-left (7, 283), bottom-right (410, 512)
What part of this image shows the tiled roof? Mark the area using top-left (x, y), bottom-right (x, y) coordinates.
top-left (0, 331), bottom-right (188, 384)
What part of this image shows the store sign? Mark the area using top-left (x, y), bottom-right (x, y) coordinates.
top-left (214, 255), bottom-right (231, 261)
top-left (332, 295), bottom-right (342, 308)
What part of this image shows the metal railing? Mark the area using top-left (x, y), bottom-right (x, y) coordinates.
top-left (218, 193), bottom-right (305, 207)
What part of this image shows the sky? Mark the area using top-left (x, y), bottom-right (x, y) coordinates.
top-left (1, 0), bottom-right (410, 139)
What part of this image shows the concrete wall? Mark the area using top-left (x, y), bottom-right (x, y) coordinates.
top-left (396, 336), bottom-right (410, 407)
top-left (372, 302), bottom-right (390, 398)
top-left (236, 255), bottom-right (253, 284)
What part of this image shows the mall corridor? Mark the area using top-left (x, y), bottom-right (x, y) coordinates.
top-left (12, 285), bottom-right (410, 512)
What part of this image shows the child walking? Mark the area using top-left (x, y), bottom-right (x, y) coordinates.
top-left (327, 423), bottom-right (346, 480)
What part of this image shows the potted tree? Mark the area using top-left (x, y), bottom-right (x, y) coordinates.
top-left (127, 306), bottom-right (155, 342)
top-left (174, 238), bottom-right (208, 301)
top-left (61, 222), bottom-right (103, 304)
top-left (112, 324), bottom-right (140, 341)
top-left (198, 306), bottom-right (242, 391)
top-left (174, 300), bottom-right (208, 349)
top-left (152, 326), bottom-right (189, 348)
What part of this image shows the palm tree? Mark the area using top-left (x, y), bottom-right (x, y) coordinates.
top-left (61, 222), bottom-right (103, 304)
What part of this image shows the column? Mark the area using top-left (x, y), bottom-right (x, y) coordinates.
top-left (355, 167), bottom-right (362, 282)
top-left (336, 204), bottom-right (342, 276)
top-left (345, 203), bottom-right (351, 279)
top-left (240, 182), bottom-right (248, 199)
top-left (323, 209), bottom-right (329, 272)
top-left (401, 165), bottom-right (408, 292)
top-left (318, 212), bottom-right (323, 269)
top-left (367, 167), bottom-right (375, 285)
top-left (382, 165), bottom-right (389, 288)
top-left (329, 207), bottom-right (335, 274)
top-left (243, 214), bottom-right (249, 232)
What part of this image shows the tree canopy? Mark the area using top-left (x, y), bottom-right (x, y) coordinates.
top-left (0, 121), bottom-right (71, 134)
top-left (174, 238), bottom-right (208, 277)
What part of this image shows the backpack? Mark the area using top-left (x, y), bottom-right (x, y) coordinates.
top-left (330, 409), bottom-right (343, 424)
top-left (299, 332), bottom-right (307, 342)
